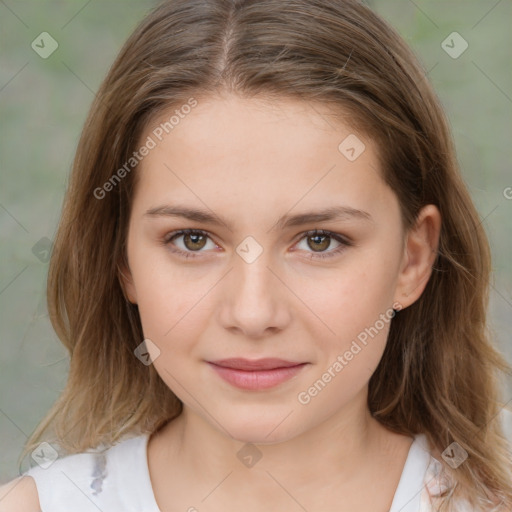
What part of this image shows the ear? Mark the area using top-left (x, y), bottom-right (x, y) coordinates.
top-left (117, 261), bottom-right (138, 305)
top-left (393, 204), bottom-right (441, 309)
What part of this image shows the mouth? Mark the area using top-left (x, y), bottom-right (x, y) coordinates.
top-left (206, 358), bottom-right (308, 390)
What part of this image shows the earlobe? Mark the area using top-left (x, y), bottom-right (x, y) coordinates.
top-left (394, 204), bottom-right (441, 309)
top-left (117, 262), bottom-right (138, 304)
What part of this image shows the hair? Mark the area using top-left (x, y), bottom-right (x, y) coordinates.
top-left (20, 0), bottom-right (512, 509)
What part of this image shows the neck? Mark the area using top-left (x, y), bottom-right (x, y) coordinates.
top-left (157, 388), bottom-right (390, 498)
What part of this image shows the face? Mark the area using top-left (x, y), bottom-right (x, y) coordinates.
top-left (122, 94), bottom-right (412, 444)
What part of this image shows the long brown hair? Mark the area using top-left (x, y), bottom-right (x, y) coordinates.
top-left (20, 0), bottom-right (512, 508)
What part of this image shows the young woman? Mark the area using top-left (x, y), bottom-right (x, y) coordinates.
top-left (1, 0), bottom-right (511, 510)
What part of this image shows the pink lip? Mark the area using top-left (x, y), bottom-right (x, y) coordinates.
top-left (210, 358), bottom-right (304, 370)
top-left (207, 358), bottom-right (308, 390)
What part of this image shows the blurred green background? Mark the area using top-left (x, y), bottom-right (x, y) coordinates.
top-left (1, 0), bottom-right (511, 483)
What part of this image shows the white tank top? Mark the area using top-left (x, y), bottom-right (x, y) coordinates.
top-left (22, 431), bottom-right (476, 511)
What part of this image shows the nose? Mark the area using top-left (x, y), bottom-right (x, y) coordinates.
top-left (218, 244), bottom-right (291, 338)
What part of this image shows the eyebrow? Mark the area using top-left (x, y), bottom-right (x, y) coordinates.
top-left (144, 204), bottom-right (373, 231)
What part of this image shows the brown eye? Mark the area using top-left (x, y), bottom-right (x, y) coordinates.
top-left (182, 232), bottom-right (207, 251)
top-left (164, 229), bottom-right (216, 259)
top-left (295, 229), bottom-right (352, 260)
top-left (307, 233), bottom-right (331, 252)
top-left (163, 228), bottom-right (352, 261)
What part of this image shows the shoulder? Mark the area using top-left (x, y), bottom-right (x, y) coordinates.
top-left (21, 445), bottom-right (112, 512)
top-left (0, 446), bottom-right (106, 512)
top-left (8, 433), bottom-right (150, 512)
top-left (0, 475), bottom-right (41, 512)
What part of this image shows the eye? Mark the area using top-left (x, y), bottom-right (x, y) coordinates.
top-left (293, 229), bottom-right (352, 260)
top-left (163, 229), bottom-right (218, 259)
top-left (162, 228), bottom-right (352, 260)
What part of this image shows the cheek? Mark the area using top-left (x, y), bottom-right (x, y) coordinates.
top-left (296, 289), bottom-right (394, 416)
top-left (128, 240), bottom-right (210, 336)
top-left (295, 340), bottom-right (385, 424)
top-left (303, 258), bottom-right (398, 340)
top-left (136, 280), bottom-right (207, 343)
top-left (293, 256), bottom-right (397, 402)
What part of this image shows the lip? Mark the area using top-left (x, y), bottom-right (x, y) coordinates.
top-left (210, 358), bottom-right (305, 370)
top-left (207, 358), bottom-right (308, 390)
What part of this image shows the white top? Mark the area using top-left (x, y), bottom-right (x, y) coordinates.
top-left (22, 430), bottom-right (480, 512)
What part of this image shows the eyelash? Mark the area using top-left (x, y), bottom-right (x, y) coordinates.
top-left (162, 229), bottom-right (352, 260)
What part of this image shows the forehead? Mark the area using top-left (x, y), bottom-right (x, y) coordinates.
top-left (132, 95), bottom-right (390, 220)
top-left (144, 94), bottom-right (364, 161)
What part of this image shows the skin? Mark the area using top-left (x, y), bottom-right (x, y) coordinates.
top-left (120, 93), bottom-right (441, 512)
